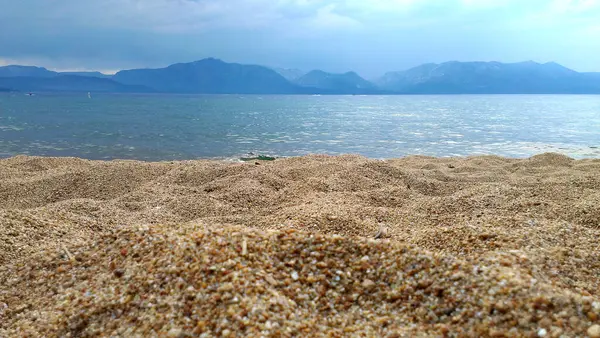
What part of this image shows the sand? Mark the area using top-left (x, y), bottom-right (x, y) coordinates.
top-left (0, 153), bottom-right (599, 337)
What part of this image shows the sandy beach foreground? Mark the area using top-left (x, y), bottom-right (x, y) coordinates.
top-left (1, 153), bottom-right (599, 337)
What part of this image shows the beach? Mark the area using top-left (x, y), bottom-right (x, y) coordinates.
top-left (1, 153), bottom-right (599, 336)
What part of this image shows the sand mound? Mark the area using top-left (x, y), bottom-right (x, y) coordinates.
top-left (2, 226), bottom-right (599, 337)
top-left (1, 154), bottom-right (600, 336)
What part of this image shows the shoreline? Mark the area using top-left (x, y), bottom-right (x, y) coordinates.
top-left (1, 153), bottom-right (599, 336)
top-left (0, 146), bottom-right (600, 163)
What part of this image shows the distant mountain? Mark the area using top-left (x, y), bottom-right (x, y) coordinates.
top-left (377, 61), bottom-right (600, 94)
top-left (113, 58), bottom-right (311, 94)
top-left (0, 65), bottom-right (112, 79)
top-left (376, 63), bottom-right (439, 91)
top-left (584, 72), bottom-right (600, 80)
top-left (272, 67), bottom-right (305, 81)
top-left (2, 59), bottom-right (600, 94)
top-left (60, 71), bottom-right (111, 78)
top-left (0, 65), bottom-right (57, 78)
top-left (0, 75), bottom-right (151, 93)
top-left (294, 70), bottom-right (381, 94)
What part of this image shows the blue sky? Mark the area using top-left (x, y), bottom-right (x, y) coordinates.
top-left (0, 0), bottom-right (599, 77)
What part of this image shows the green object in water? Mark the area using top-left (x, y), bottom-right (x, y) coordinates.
top-left (240, 155), bottom-right (276, 162)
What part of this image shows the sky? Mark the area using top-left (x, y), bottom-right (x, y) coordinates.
top-left (0, 0), bottom-right (599, 78)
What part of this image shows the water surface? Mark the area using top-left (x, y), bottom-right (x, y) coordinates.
top-left (0, 93), bottom-right (598, 160)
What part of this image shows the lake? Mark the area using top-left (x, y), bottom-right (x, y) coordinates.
top-left (0, 93), bottom-right (599, 160)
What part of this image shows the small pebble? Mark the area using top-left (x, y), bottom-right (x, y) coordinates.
top-left (167, 328), bottom-right (183, 337)
top-left (362, 279), bottom-right (375, 288)
top-left (588, 325), bottom-right (600, 338)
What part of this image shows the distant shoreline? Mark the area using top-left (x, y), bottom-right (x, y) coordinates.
top-left (1, 151), bottom-right (600, 163)
top-left (2, 149), bottom-right (600, 162)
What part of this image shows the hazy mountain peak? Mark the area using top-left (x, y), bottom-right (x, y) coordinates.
top-left (4, 65), bottom-right (49, 71)
top-left (295, 69), bottom-right (379, 93)
top-left (113, 58), bottom-right (303, 94)
top-left (517, 60), bottom-right (539, 65)
top-left (343, 71), bottom-right (361, 77)
top-left (376, 60), bottom-right (598, 94)
top-left (194, 57), bottom-right (224, 64)
top-left (0, 65), bottom-right (57, 78)
top-left (305, 69), bottom-right (329, 76)
top-left (272, 67), bottom-right (305, 81)
top-left (541, 61), bottom-right (577, 73)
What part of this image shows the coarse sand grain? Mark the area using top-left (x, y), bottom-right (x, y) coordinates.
top-left (1, 153), bottom-right (599, 337)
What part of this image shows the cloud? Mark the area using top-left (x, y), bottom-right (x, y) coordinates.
top-left (0, 0), bottom-right (599, 76)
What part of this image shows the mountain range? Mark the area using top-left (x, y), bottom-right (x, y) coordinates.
top-left (0, 65), bottom-right (150, 92)
top-left (376, 61), bottom-right (600, 94)
top-left (1, 59), bottom-right (599, 94)
top-left (0, 65), bottom-right (112, 79)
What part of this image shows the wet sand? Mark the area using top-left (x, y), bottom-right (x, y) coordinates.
top-left (1, 153), bottom-right (599, 337)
